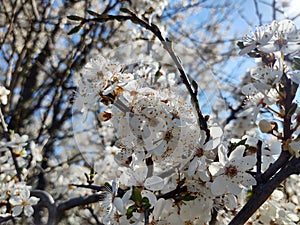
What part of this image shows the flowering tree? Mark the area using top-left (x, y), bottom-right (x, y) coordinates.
top-left (1, 0), bottom-right (300, 225)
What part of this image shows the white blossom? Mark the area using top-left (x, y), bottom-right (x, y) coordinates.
top-left (0, 86), bottom-right (10, 105)
top-left (209, 145), bottom-right (257, 196)
top-left (260, 20), bottom-right (300, 54)
top-left (9, 186), bottom-right (39, 217)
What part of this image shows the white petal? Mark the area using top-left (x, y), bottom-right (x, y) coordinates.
top-left (211, 176), bottom-right (226, 196)
top-left (282, 43), bottom-right (300, 54)
top-left (12, 205), bottom-right (23, 217)
top-left (269, 141), bottom-right (282, 155)
top-left (239, 43), bottom-right (256, 55)
top-left (224, 194), bottom-right (237, 210)
top-left (217, 144), bottom-right (228, 164)
top-left (204, 137), bottom-right (221, 150)
top-left (167, 213), bottom-right (184, 225)
top-left (132, 212), bottom-right (142, 220)
top-left (112, 178), bottom-right (118, 195)
top-left (229, 145), bottom-right (245, 160)
top-left (141, 190), bottom-right (157, 206)
top-left (241, 173), bottom-right (257, 186)
top-left (144, 176), bottom-right (164, 191)
top-left (208, 162), bottom-right (223, 176)
top-left (236, 155), bottom-right (256, 171)
top-left (226, 181), bottom-right (242, 195)
top-left (153, 198), bottom-right (165, 220)
top-left (28, 196), bottom-right (40, 205)
top-left (188, 157), bottom-right (198, 176)
top-left (133, 164), bottom-right (148, 183)
top-left (278, 19), bottom-right (296, 35)
top-left (9, 196), bottom-right (22, 205)
top-left (241, 83), bottom-right (257, 95)
top-left (152, 140), bottom-right (167, 156)
top-left (24, 205), bottom-right (34, 217)
top-left (113, 197), bottom-right (124, 213)
top-left (210, 126), bottom-right (223, 138)
top-left (259, 43), bottom-right (278, 53)
top-left (287, 70), bottom-right (300, 84)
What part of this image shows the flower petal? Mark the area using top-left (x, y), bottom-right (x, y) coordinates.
top-left (144, 176), bottom-right (164, 191)
top-left (113, 197), bottom-right (124, 213)
top-left (24, 205), bottom-right (34, 217)
top-left (229, 145), bottom-right (245, 161)
top-left (12, 205), bottom-right (23, 217)
top-left (226, 181), bottom-right (242, 195)
top-left (211, 176), bottom-right (226, 196)
top-left (241, 172), bottom-right (257, 186)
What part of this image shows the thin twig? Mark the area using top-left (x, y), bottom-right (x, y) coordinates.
top-left (252, 0), bottom-right (262, 25)
top-left (31, 190), bottom-right (57, 225)
top-left (70, 183), bottom-right (108, 192)
top-left (9, 148), bottom-right (22, 181)
top-left (0, 107), bottom-right (8, 132)
top-left (256, 140), bottom-right (262, 177)
top-left (87, 206), bottom-right (104, 225)
top-left (57, 193), bottom-right (105, 218)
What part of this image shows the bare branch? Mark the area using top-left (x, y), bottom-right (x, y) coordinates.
top-left (31, 190), bottom-right (57, 225)
top-left (229, 159), bottom-right (296, 225)
top-left (56, 193), bottom-right (105, 220)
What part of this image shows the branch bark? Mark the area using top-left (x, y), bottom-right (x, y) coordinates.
top-left (229, 158), bottom-right (298, 225)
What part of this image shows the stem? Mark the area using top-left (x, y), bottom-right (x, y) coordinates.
top-left (0, 107), bottom-right (8, 132)
top-left (9, 148), bottom-right (22, 181)
top-left (31, 190), bottom-right (57, 225)
top-left (256, 140), bottom-right (262, 177)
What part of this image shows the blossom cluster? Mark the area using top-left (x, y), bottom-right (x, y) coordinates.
top-left (70, 18), bottom-right (300, 225)
top-left (74, 52), bottom-right (260, 224)
top-left (239, 19), bottom-right (300, 158)
top-left (0, 89), bottom-right (41, 221)
top-left (2, 14), bottom-right (300, 224)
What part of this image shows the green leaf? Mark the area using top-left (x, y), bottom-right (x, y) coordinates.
top-left (142, 197), bottom-right (151, 210)
top-left (87, 10), bottom-right (102, 17)
top-left (247, 51), bottom-right (261, 58)
top-left (230, 138), bottom-right (248, 151)
top-left (246, 189), bottom-right (253, 201)
top-left (293, 57), bottom-right (300, 70)
top-left (288, 102), bottom-right (298, 116)
top-left (87, 10), bottom-right (110, 20)
top-left (237, 41), bottom-right (245, 49)
top-left (67, 24), bottom-right (82, 35)
top-left (126, 204), bottom-right (137, 219)
top-left (67, 15), bottom-right (84, 21)
top-left (154, 66), bottom-right (162, 83)
top-left (182, 194), bottom-right (196, 201)
top-left (130, 186), bottom-right (142, 203)
top-left (120, 8), bottom-right (131, 14)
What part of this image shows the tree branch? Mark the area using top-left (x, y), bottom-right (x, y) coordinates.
top-left (31, 190), bottom-right (57, 225)
top-left (56, 193), bottom-right (105, 220)
top-left (229, 158), bottom-right (296, 225)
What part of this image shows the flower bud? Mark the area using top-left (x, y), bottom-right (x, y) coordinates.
top-left (259, 119), bottom-right (273, 133)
